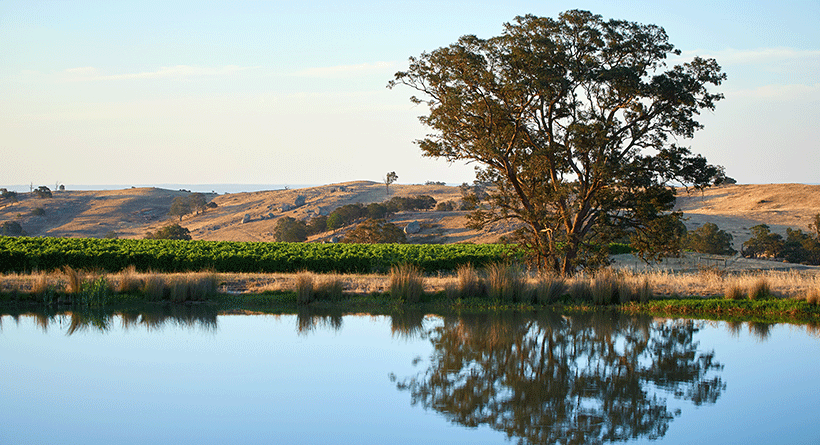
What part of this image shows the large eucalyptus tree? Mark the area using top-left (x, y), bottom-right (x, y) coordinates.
top-left (390, 10), bottom-right (725, 274)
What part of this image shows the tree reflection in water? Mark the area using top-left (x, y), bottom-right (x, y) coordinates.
top-left (391, 312), bottom-right (725, 445)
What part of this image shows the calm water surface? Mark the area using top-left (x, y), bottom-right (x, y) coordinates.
top-left (2, 309), bottom-right (819, 445)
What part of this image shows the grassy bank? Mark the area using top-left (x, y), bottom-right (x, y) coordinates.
top-left (1, 265), bottom-right (820, 323)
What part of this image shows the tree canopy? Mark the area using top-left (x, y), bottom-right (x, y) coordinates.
top-left (390, 10), bottom-right (725, 274)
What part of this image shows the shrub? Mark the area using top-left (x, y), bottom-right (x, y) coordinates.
top-left (389, 264), bottom-right (424, 303)
top-left (686, 222), bottom-right (736, 255)
top-left (34, 186), bottom-right (52, 198)
top-left (435, 201), bottom-right (456, 212)
top-left (1, 221), bottom-right (25, 236)
top-left (0, 188), bottom-right (18, 202)
top-left (343, 219), bottom-right (407, 244)
top-left (31, 207), bottom-right (45, 216)
top-left (273, 217), bottom-right (308, 242)
top-left (145, 224), bottom-right (192, 240)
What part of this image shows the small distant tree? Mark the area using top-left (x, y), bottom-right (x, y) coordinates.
top-left (782, 228), bottom-right (820, 265)
top-left (306, 215), bottom-right (328, 236)
top-left (34, 186), bottom-right (52, 199)
top-left (145, 224), bottom-right (192, 240)
top-left (685, 222), bottom-right (736, 255)
top-left (742, 224), bottom-right (784, 258)
top-left (273, 216), bottom-right (308, 242)
top-left (384, 171), bottom-right (398, 195)
top-left (169, 196), bottom-right (192, 221)
top-left (809, 213), bottom-right (820, 240)
top-left (0, 189), bottom-right (18, 202)
top-left (189, 193), bottom-right (207, 215)
top-left (31, 207), bottom-right (45, 216)
top-left (630, 214), bottom-right (688, 262)
top-left (1, 221), bottom-right (25, 236)
top-left (343, 219), bottom-right (407, 244)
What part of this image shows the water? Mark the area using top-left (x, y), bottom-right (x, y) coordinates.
top-left (2, 309), bottom-right (819, 445)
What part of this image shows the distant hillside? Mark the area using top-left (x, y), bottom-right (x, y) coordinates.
top-left (2, 182), bottom-right (819, 249)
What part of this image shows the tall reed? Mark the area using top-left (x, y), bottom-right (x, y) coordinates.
top-left (117, 265), bottom-right (143, 294)
top-left (456, 264), bottom-right (485, 299)
top-left (63, 266), bottom-right (82, 294)
top-left (748, 278), bottom-right (772, 300)
top-left (485, 262), bottom-right (528, 302)
top-left (389, 264), bottom-right (424, 303)
top-left (296, 272), bottom-right (315, 304)
top-left (315, 276), bottom-right (344, 302)
top-left (534, 276), bottom-right (566, 304)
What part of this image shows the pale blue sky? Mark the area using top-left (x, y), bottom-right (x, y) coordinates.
top-left (1, 0), bottom-right (818, 188)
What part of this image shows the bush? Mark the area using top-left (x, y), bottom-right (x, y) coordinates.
top-left (31, 207), bottom-right (45, 216)
top-left (0, 188), bottom-right (18, 202)
top-left (686, 222), bottom-right (736, 255)
top-left (34, 186), bottom-right (52, 198)
top-left (743, 224), bottom-right (784, 258)
top-left (435, 201), bottom-right (456, 211)
top-left (145, 224), bottom-right (192, 240)
top-left (1, 221), bottom-right (25, 236)
top-left (273, 217), bottom-right (308, 242)
top-left (306, 215), bottom-right (328, 236)
top-left (343, 219), bottom-right (407, 244)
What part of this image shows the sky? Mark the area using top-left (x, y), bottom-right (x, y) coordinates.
top-left (1, 0), bottom-right (818, 189)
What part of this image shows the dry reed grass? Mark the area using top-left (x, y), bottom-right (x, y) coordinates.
top-left (389, 264), bottom-right (424, 303)
top-left (2, 266), bottom-right (820, 305)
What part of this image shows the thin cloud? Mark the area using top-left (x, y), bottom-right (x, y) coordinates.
top-left (61, 65), bottom-right (254, 81)
top-left (292, 61), bottom-right (398, 78)
top-left (677, 47), bottom-right (820, 65)
top-left (727, 83), bottom-right (820, 102)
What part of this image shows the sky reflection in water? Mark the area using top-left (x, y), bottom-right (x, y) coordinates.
top-left (1, 309), bottom-right (819, 445)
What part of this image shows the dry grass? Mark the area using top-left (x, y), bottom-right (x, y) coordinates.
top-left (2, 266), bottom-right (820, 305)
top-left (389, 264), bottom-right (424, 303)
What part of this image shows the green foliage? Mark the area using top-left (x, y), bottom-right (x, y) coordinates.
top-left (145, 224), bottom-right (192, 240)
top-left (810, 214), bottom-right (820, 240)
top-left (31, 207), bottom-right (45, 216)
top-left (169, 196), bottom-right (192, 221)
top-left (685, 222), bottom-right (736, 255)
top-left (435, 201), bottom-right (456, 211)
top-left (0, 188), bottom-right (18, 202)
top-left (342, 219), bottom-right (407, 244)
top-left (34, 186), bottom-right (52, 198)
top-left (169, 193), bottom-right (211, 221)
top-left (0, 236), bottom-right (518, 274)
top-left (742, 224), bottom-right (784, 258)
top-left (782, 228), bottom-right (820, 265)
top-left (390, 10), bottom-right (724, 274)
top-left (384, 171), bottom-right (398, 195)
top-left (273, 216), bottom-right (308, 242)
top-left (1, 221), bottom-right (25, 236)
top-left (630, 214), bottom-right (687, 262)
top-left (306, 215), bottom-right (328, 236)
